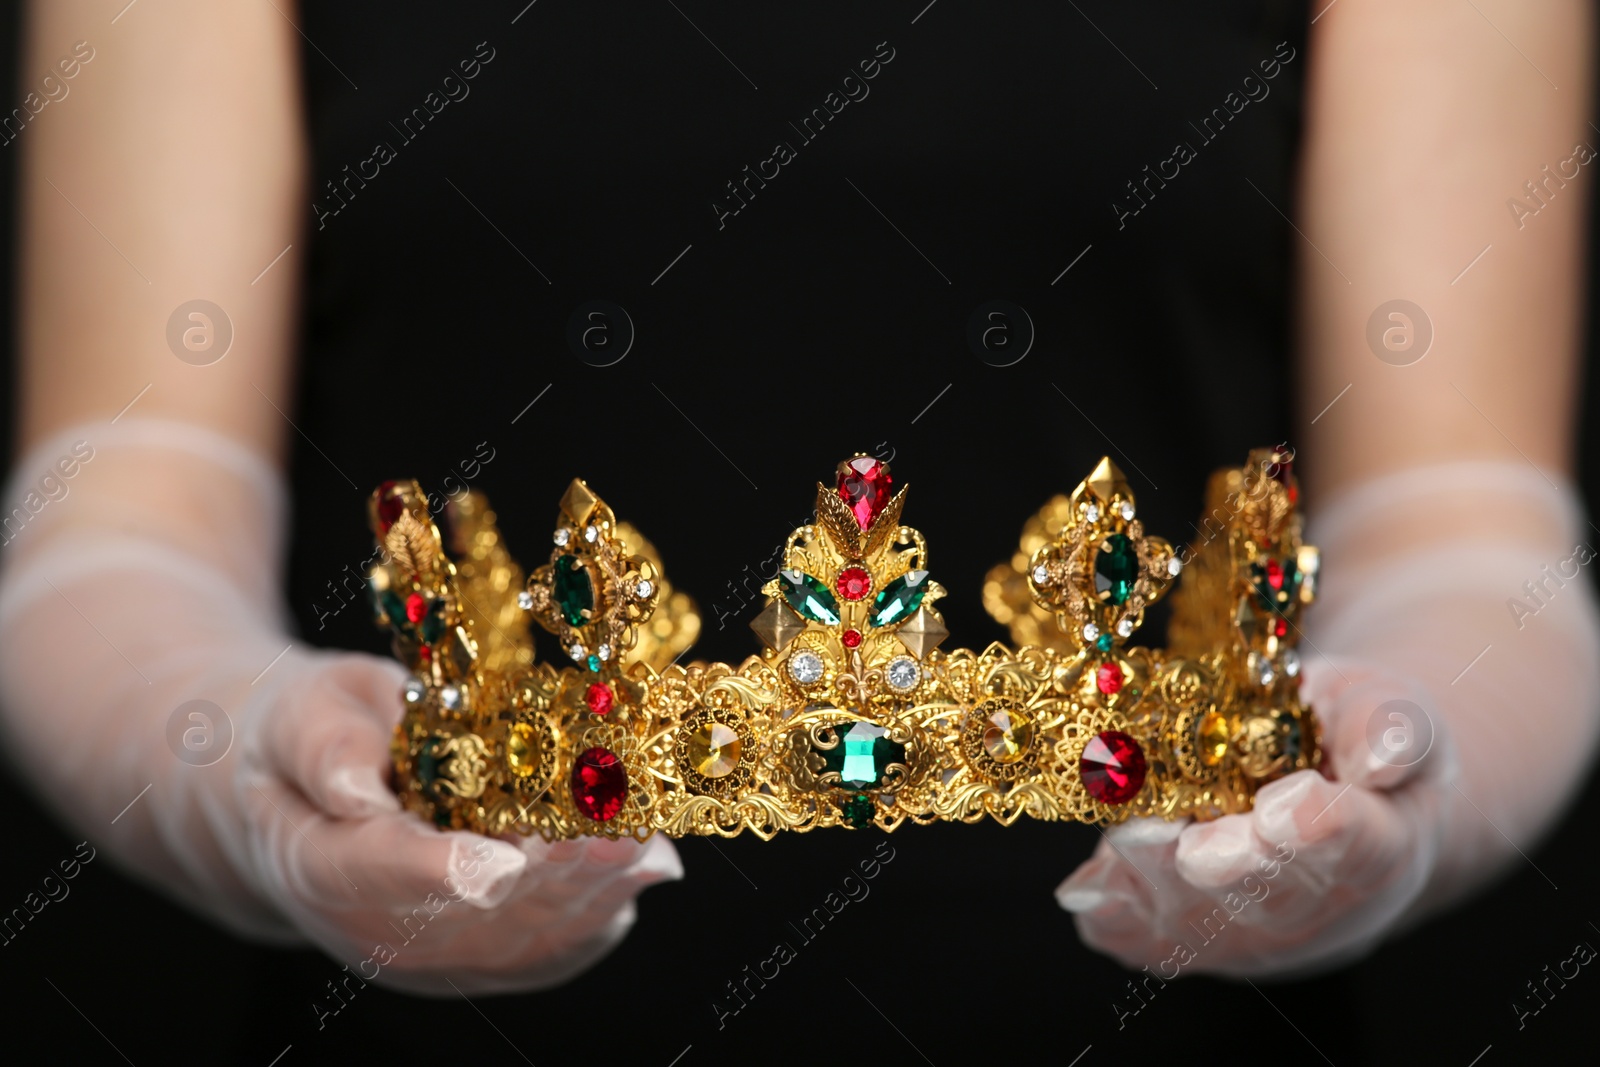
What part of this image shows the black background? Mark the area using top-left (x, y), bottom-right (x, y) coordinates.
top-left (3, 2), bottom-right (1599, 1064)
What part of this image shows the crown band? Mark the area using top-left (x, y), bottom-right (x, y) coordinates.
top-left (373, 449), bottom-right (1320, 839)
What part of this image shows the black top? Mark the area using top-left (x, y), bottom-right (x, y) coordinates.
top-left (6, 3), bottom-right (1599, 1064)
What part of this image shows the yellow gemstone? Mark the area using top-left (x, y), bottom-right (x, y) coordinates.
top-left (1198, 709), bottom-right (1230, 767)
top-left (981, 703), bottom-right (1033, 763)
top-left (687, 721), bottom-right (742, 778)
top-left (506, 722), bottom-right (538, 778)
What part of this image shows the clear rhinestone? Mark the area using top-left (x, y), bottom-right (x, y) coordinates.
top-left (403, 679), bottom-right (425, 704)
top-left (597, 643), bottom-right (612, 661)
top-left (1082, 622), bottom-right (1100, 641)
top-left (1085, 504), bottom-right (1101, 523)
top-left (1031, 565), bottom-right (1050, 586)
top-left (1119, 502), bottom-right (1136, 521)
top-left (440, 685), bottom-right (463, 710)
top-left (788, 650), bottom-right (824, 685)
top-left (1254, 655), bottom-right (1276, 686)
top-left (886, 656), bottom-right (920, 692)
top-left (569, 643), bottom-right (586, 662)
top-left (553, 527), bottom-right (571, 546)
top-left (1116, 618), bottom-right (1134, 638)
top-left (517, 590), bottom-right (534, 610)
top-left (634, 579), bottom-right (654, 598)
top-left (583, 524), bottom-right (599, 543)
top-left (1167, 556), bottom-right (1183, 577)
top-left (1284, 648), bottom-right (1301, 677)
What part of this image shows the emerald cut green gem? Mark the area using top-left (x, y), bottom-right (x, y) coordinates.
top-left (418, 599), bottom-right (447, 645)
top-left (416, 737), bottom-right (444, 799)
top-left (839, 793), bottom-right (875, 828)
top-left (869, 570), bottom-right (929, 628)
top-left (1095, 534), bottom-right (1140, 606)
top-left (586, 654), bottom-right (601, 672)
top-left (1095, 632), bottom-right (1114, 653)
top-left (553, 554), bottom-right (594, 626)
top-left (780, 569), bottom-right (840, 625)
top-left (819, 721), bottom-right (906, 790)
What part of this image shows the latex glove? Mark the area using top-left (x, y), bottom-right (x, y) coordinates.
top-left (0, 419), bottom-right (680, 994)
top-left (1058, 461), bottom-right (1600, 976)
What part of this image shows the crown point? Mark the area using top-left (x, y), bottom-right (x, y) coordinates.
top-left (560, 479), bottom-right (600, 527)
top-left (750, 598), bottom-right (806, 652)
top-left (837, 455), bottom-right (892, 531)
top-left (1084, 457), bottom-right (1127, 503)
top-left (374, 480), bottom-right (408, 533)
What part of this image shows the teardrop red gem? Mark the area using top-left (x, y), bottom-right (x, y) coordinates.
top-left (837, 457), bottom-right (892, 530)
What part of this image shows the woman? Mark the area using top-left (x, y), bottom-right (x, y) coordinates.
top-left (3, 0), bottom-right (1596, 1060)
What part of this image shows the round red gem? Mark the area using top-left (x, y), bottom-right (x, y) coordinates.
top-left (1080, 730), bottom-right (1146, 805)
top-left (585, 682), bottom-right (615, 715)
top-left (572, 746), bottom-right (627, 821)
top-left (1096, 661), bottom-right (1124, 695)
top-left (405, 592), bottom-right (428, 624)
top-left (1273, 617), bottom-right (1289, 638)
top-left (837, 456), bottom-right (893, 530)
top-left (841, 629), bottom-right (863, 649)
top-left (836, 567), bottom-right (872, 601)
top-left (1264, 558), bottom-right (1285, 592)
top-left (376, 481), bottom-right (407, 533)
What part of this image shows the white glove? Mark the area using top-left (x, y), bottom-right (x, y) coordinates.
top-left (0, 418), bottom-right (680, 994)
top-left (1058, 460), bottom-right (1600, 976)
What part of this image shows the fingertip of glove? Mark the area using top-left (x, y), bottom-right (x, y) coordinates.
top-left (324, 765), bottom-right (401, 818)
top-left (446, 836), bottom-right (529, 910)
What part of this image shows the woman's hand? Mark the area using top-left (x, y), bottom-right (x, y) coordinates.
top-left (1058, 658), bottom-right (1451, 977)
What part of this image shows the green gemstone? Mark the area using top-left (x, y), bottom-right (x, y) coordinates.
top-left (869, 570), bottom-right (929, 628)
top-left (839, 793), bottom-right (875, 828)
top-left (1095, 534), bottom-right (1140, 606)
top-left (586, 654), bottom-right (601, 672)
top-left (416, 737), bottom-right (444, 799)
top-left (818, 721), bottom-right (906, 790)
top-left (1095, 632), bottom-right (1114, 653)
top-left (418, 599), bottom-right (447, 645)
top-left (1281, 713), bottom-right (1304, 761)
top-left (780, 569), bottom-right (840, 625)
top-left (1252, 557), bottom-right (1302, 615)
top-left (553, 554), bottom-right (594, 627)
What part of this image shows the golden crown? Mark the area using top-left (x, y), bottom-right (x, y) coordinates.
top-left (370, 448), bottom-right (1320, 840)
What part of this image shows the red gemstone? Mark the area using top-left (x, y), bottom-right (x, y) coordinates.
top-left (405, 592), bottom-right (428, 624)
top-left (572, 746), bottom-right (627, 821)
top-left (585, 682), bottom-right (615, 715)
top-left (837, 456), bottom-right (892, 530)
top-left (376, 481), bottom-right (407, 532)
top-left (1273, 617), bottom-right (1289, 638)
top-left (1264, 558), bottom-right (1284, 592)
top-left (841, 629), bottom-right (863, 649)
top-left (1080, 730), bottom-right (1146, 804)
top-left (836, 567), bottom-right (872, 601)
top-left (1096, 661), bottom-right (1124, 695)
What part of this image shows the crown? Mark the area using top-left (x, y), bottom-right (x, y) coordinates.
top-left (372, 449), bottom-right (1320, 839)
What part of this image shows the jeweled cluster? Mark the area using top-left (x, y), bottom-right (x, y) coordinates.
top-left (374, 449), bottom-right (1321, 840)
